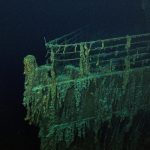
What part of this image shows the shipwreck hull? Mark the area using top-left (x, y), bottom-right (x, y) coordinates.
top-left (23, 32), bottom-right (150, 150)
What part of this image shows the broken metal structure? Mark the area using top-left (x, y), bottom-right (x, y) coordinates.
top-left (23, 31), bottom-right (150, 150)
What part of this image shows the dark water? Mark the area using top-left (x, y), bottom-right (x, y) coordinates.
top-left (0, 0), bottom-right (149, 150)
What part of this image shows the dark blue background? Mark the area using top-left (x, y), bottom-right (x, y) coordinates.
top-left (0, 0), bottom-right (146, 149)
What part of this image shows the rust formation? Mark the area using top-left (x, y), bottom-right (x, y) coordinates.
top-left (23, 32), bottom-right (150, 150)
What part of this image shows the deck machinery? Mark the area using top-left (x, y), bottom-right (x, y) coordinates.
top-left (23, 31), bottom-right (150, 150)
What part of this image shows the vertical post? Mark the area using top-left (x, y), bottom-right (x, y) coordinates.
top-left (79, 43), bottom-right (85, 76)
top-left (125, 35), bottom-right (132, 53)
top-left (50, 47), bottom-right (56, 124)
top-left (79, 43), bottom-right (90, 76)
top-left (84, 43), bottom-right (90, 74)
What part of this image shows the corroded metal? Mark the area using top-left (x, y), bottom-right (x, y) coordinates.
top-left (23, 32), bottom-right (150, 150)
